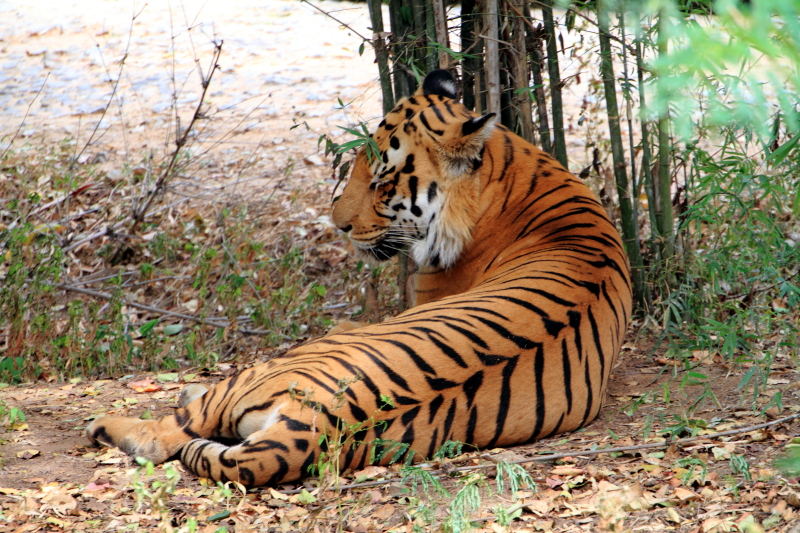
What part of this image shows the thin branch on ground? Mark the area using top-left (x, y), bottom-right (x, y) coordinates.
top-left (278, 411), bottom-right (800, 494)
top-left (57, 283), bottom-right (270, 335)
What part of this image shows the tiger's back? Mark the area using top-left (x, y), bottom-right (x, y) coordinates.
top-left (86, 70), bottom-right (632, 487)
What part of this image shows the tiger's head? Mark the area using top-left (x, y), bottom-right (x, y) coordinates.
top-left (331, 70), bottom-right (496, 269)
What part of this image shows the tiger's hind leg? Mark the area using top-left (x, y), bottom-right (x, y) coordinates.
top-left (86, 412), bottom-right (196, 464)
top-left (178, 404), bottom-right (319, 487)
top-left (86, 384), bottom-right (211, 464)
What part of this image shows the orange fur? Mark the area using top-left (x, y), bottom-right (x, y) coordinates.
top-left (87, 71), bottom-right (632, 487)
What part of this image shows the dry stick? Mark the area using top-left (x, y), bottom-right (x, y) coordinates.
top-left (129, 41), bottom-right (223, 233)
top-left (57, 283), bottom-right (270, 335)
top-left (279, 411), bottom-right (800, 495)
top-left (299, 0), bottom-right (370, 42)
top-left (75, 5), bottom-right (145, 165)
top-left (0, 72), bottom-right (49, 161)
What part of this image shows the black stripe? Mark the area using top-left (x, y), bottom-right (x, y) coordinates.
top-left (380, 338), bottom-right (435, 375)
top-left (561, 338), bottom-right (573, 414)
top-left (580, 350), bottom-right (594, 427)
top-left (338, 348), bottom-right (411, 392)
top-left (430, 102), bottom-right (446, 123)
top-left (497, 134), bottom-right (514, 182)
top-left (427, 332), bottom-right (469, 368)
top-left (601, 279), bottom-right (622, 330)
top-left (427, 428), bottom-right (440, 459)
top-left (541, 412), bottom-right (565, 440)
top-left (568, 310), bottom-right (583, 363)
top-left (476, 351), bottom-right (509, 366)
top-left (349, 401), bottom-right (369, 423)
top-left (511, 183), bottom-right (570, 224)
top-left (465, 406), bottom-right (479, 444)
top-left (301, 451), bottom-right (316, 476)
top-left (419, 110), bottom-right (444, 135)
top-left (426, 375), bottom-right (459, 390)
top-left (530, 345), bottom-right (546, 440)
top-left (487, 355), bottom-right (519, 448)
top-left (281, 415), bottom-right (311, 432)
top-left (442, 321), bottom-right (489, 349)
top-left (401, 406), bottom-right (421, 426)
top-left (587, 306), bottom-right (606, 386)
top-left (428, 394), bottom-right (444, 423)
top-left (443, 399), bottom-right (457, 438)
top-left (462, 370), bottom-right (483, 408)
top-left (267, 455), bottom-right (289, 485)
top-left (470, 315), bottom-right (538, 350)
top-left (394, 395), bottom-right (420, 405)
top-left (408, 175), bottom-right (418, 209)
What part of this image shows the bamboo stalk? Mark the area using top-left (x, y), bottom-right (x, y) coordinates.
top-left (511, 0), bottom-right (534, 142)
top-left (526, 16), bottom-right (551, 152)
top-left (540, 0), bottom-right (567, 167)
top-left (657, 9), bottom-right (675, 262)
top-left (461, 0), bottom-right (478, 110)
top-left (598, 0), bottom-right (644, 307)
top-left (389, 0), bottom-right (415, 99)
top-left (367, 0), bottom-right (395, 115)
top-left (634, 16), bottom-right (658, 256)
top-left (432, 0), bottom-right (450, 69)
top-left (485, 0), bottom-right (501, 116)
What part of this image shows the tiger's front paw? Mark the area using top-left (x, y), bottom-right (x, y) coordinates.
top-left (86, 416), bottom-right (173, 464)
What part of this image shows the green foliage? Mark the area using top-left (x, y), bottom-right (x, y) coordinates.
top-left (774, 445), bottom-right (800, 477)
top-left (336, 123), bottom-right (381, 163)
top-left (445, 474), bottom-right (485, 533)
top-left (494, 461), bottom-right (536, 500)
top-left (644, 0), bottom-right (800, 141)
top-left (0, 400), bottom-right (25, 429)
top-left (729, 453), bottom-right (752, 481)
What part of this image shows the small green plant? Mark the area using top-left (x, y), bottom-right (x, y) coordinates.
top-left (729, 453), bottom-right (753, 481)
top-left (676, 456), bottom-right (708, 485)
top-left (445, 473), bottom-right (486, 533)
top-left (0, 400), bottom-right (25, 429)
top-left (774, 445), bottom-right (800, 477)
top-left (336, 122), bottom-right (381, 163)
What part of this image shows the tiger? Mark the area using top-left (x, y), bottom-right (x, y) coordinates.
top-left (86, 69), bottom-right (632, 487)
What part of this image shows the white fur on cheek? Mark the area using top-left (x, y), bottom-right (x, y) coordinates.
top-left (409, 193), bottom-right (469, 269)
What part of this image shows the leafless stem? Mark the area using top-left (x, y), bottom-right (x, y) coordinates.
top-left (130, 40), bottom-right (224, 232)
top-left (299, 0), bottom-right (369, 42)
top-left (0, 72), bottom-right (50, 160)
top-left (75, 4), bottom-right (146, 165)
top-left (57, 283), bottom-right (270, 335)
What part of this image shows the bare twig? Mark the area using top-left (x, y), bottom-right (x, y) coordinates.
top-left (278, 411), bottom-right (800, 494)
top-left (0, 72), bottom-right (50, 160)
top-left (299, 0), bottom-right (369, 42)
top-left (75, 4), bottom-right (146, 165)
top-left (129, 40), bottom-right (224, 231)
top-left (57, 283), bottom-right (270, 335)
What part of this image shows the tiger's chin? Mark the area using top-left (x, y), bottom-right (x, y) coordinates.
top-left (359, 239), bottom-right (403, 262)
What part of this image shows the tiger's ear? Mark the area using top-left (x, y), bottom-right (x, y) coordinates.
top-left (420, 69), bottom-right (458, 101)
top-left (436, 113), bottom-right (497, 175)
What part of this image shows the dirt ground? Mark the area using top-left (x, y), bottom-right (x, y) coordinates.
top-left (2, 341), bottom-right (799, 532)
top-left (1, 0), bottom-right (800, 531)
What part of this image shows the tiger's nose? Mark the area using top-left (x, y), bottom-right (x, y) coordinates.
top-left (338, 224), bottom-right (352, 233)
